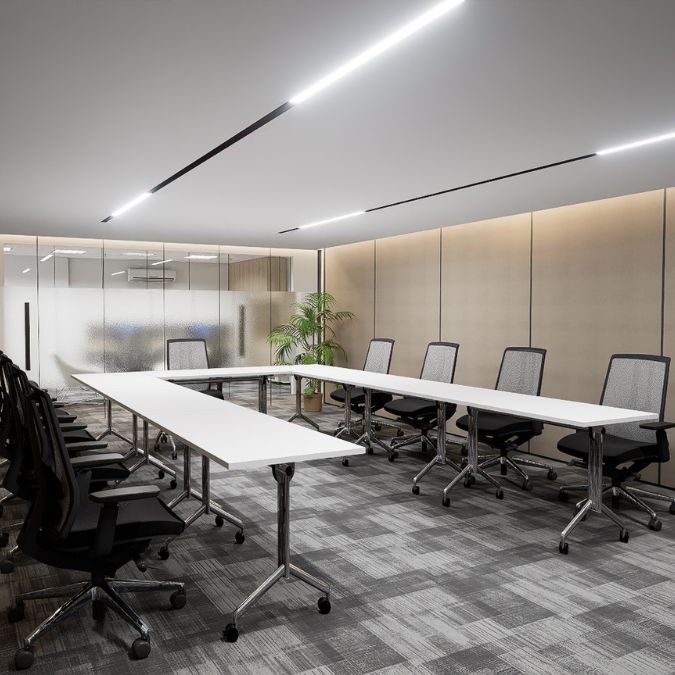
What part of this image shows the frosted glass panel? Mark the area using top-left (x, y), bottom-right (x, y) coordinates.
top-left (220, 291), bottom-right (271, 367)
top-left (36, 239), bottom-right (104, 399)
top-left (103, 242), bottom-right (164, 372)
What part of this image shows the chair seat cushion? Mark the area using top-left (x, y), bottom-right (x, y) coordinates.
top-left (456, 412), bottom-right (539, 437)
top-left (384, 397), bottom-right (436, 419)
top-left (66, 496), bottom-right (184, 550)
top-left (557, 431), bottom-right (658, 464)
top-left (330, 387), bottom-right (392, 410)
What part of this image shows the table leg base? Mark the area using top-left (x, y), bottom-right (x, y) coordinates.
top-left (287, 412), bottom-right (320, 432)
top-left (558, 498), bottom-right (629, 553)
top-left (94, 428), bottom-right (133, 445)
top-left (412, 455), bottom-right (461, 494)
top-left (441, 463), bottom-right (504, 505)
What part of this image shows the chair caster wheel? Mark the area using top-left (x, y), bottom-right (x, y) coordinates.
top-left (170, 590), bottom-right (187, 609)
top-left (0, 531), bottom-right (9, 548)
top-left (558, 490), bottom-right (569, 503)
top-left (169, 479), bottom-right (177, 489)
top-left (92, 599), bottom-right (106, 622)
top-left (158, 470), bottom-right (165, 480)
top-left (387, 452), bottom-right (397, 462)
top-left (365, 446), bottom-right (374, 455)
top-left (463, 476), bottom-right (475, 488)
top-left (158, 546), bottom-right (170, 561)
top-left (547, 469), bottom-right (557, 481)
top-left (8, 602), bottom-right (24, 623)
top-left (0, 558), bottom-right (15, 574)
top-left (14, 646), bottom-right (34, 670)
top-left (0, 505), bottom-right (3, 518)
top-left (521, 479), bottom-right (531, 491)
top-left (396, 428), bottom-right (404, 437)
top-left (341, 458), bottom-right (349, 467)
top-left (619, 529), bottom-right (629, 543)
top-left (500, 464), bottom-right (508, 476)
top-left (412, 485), bottom-right (420, 495)
top-left (215, 515), bottom-right (224, 528)
top-left (223, 623), bottom-right (239, 643)
top-left (442, 496), bottom-right (450, 507)
top-left (558, 541), bottom-right (569, 555)
top-left (496, 489), bottom-right (504, 500)
top-left (235, 530), bottom-right (245, 545)
top-left (318, 596), bottom-right (331, 614)
top-left (648, 517), bottom-right (662, 532)
top-left (670, 502), bottom-right (675, 515)
top-left (131, 638), bottom-right (151, 660)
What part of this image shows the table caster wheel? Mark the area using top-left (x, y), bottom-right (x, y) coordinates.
top-left (169, 479), bottom-right (177, 489)
top-left (0, 558), bottom-right (15, 574)
top-left (412, 485), bottom-right (420, 495)
top-left (442, 496), bottom-right (450, 507)
top-left (158, 470), bottom-right (165, 480)
top-left (547, 469), bottom-right (557, 481)
top-left (215, 515), bottom-right (224, 528)
top-left (235, 530), bottom-right (245, 544)
top-left (318, 596), bottom-right (331, 614)
top-left (8, 602), bottom-right (24, 623)
top-left (341, 458), bottom-right (349, 467)
top-left (14, 646), bottom-right (34, 670)
top-left (170, 590), bottom-right (187, 609)
top-left (223, 623), bottom-right (239, 643)
top-left (92, 599), bottom-right (106, 622)
top-left (158, 546), bottom-right (170, 561)
top-left (131, 638), bottom-right (151, 660)
top-left (521, 479), bottom-right (531, 491)
top-left (366, 445), bottom-right (374, 455)
top-left (558, 541), bottom-right (569, 554)
top-left (558, 490), bottom-right (569, 503)
top-left (0, 531), bottom-right (9, 548)
top-left (496, 489), bottom-right (504, 500)
top-left (648, 517), bottom-right (662, 532)
top-left (619, 529), bottom-right (629, 543)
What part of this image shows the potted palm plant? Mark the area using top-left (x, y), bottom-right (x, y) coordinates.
top-left (268, 292), bottom-right (353, 412)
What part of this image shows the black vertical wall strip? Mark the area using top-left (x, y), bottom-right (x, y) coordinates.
top-left (529, 212), bottom-right (534, 348)
top-left (24, 302), bottom-right (30, 370)
top-left (438, 228), bottom-right (443, 341)
top-left (373, 240), bottom-right (377, 338)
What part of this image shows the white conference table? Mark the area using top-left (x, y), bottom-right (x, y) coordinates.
top-left (73, 371), bottom-right (363, 640)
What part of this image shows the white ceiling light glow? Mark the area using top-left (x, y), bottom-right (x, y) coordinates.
top-left (597, 129), bottom-right (675, 156)
top-left (151, 258), bottom-right (175, 266)
top-left (21, 268), bottom-right (31, 274)
top-left (123, 251), bottom-right (156, 257)
top-left (3, 246), bottom-right (12, 253)
top-left (109, 192), bottom-right (152, 219)
top-left (289, 0), bottom-right (465, 105)
top-left (40, 253), bottom-right (54, 262)
top-left (184, 254), bottom-right (218, 260)
top-left (110, 270), bottom-right (126, 276)
top-left (298, 210), bottom-right (366, 231)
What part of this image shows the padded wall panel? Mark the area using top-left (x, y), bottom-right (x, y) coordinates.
top-left (531, 190), bottom-right (664, 471)
top-left (375, 229), bottom-right (441, 378)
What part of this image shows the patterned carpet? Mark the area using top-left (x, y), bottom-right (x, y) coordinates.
top-left (2, 382), bottom-right (675, 674)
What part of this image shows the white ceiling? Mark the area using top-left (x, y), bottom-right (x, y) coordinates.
top-left (1, 0), bottom-right (675, 250)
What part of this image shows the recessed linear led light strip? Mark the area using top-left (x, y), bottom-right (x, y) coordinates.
top-left (280, 126), bottom-right (675, 233)
top-left (101, 0), bottom-right (465, 222)
top-left (151, 258), bottom-right (175, 266)
top-left (40, 249), bottom-right (87, 262)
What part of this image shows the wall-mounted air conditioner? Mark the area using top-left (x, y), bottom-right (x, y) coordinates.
top-left (127, 268), bottom-right (176, 283)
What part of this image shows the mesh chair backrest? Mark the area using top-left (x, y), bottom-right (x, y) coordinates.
top-left (167, 339), bottom-right (210, 392)
top-left (363, 338), bottom-right (394, 374)
top-left (601, 354), bottom-right (669, 444)
top-left (496, 347), bottom-right (546, 396)
top-left (420, 342), bottom-right (459, 384)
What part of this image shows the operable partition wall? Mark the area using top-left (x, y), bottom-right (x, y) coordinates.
top-left (325, 186), bottom-right (675, 490)
top-left (0, 236), bottom-right (317, 399)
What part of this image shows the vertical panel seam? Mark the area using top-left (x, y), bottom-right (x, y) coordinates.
top-left (529, 212), bottom-right (533, 348)
top-left (438, 228), bottom-right (443, 341)
top-left (659, 189), bottom-right (667, 486)
top-left (373, 240), bottom-right (377, 338)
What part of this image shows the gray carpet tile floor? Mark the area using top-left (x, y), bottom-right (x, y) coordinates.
top-left (2, 382), bottom-right (675, 674)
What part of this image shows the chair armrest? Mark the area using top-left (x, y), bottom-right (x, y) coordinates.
top-left (640, 421), bottom-right (675, 431)
top-left (60, 423), bottom-right (88, 432)
top-left (58, 414), bottom-right (77, 423)
top-left (66, 441), bottom-right (109, 454)
top-left (70, 453), bottom-right (125, 469)
top-left (90, 485), bottom-right (160, 504)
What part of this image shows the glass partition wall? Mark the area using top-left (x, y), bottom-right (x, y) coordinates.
top-left (0, 236), bottom-right (318, 400)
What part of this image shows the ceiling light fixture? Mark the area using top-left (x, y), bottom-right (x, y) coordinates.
top-left (104, 192), bottom-right (152, 222)
top-left (279, 210), bottom-right (366, 234)
top-left (110, 271), bottom-right (126, 276)
top-left (290, 0), bottom-right (465, 105)
top-left (3, 246), bottom-right (12, 253)
top-left (596, 129), bottom-right (675, 156)
top-left (123, 251), bottom-right (156, 257)
top-left (21, 268), bottom-right (31, 274)
top-left (55, 249), bottom-right (86, 255)
top-left (184, 254), bottom-right (218, 260)
top-left (40, 253), bottom-right (54, 262)
top-left (151, 259), bottom-right (175, 266)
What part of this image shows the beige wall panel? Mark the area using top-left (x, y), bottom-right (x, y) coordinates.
top-left (441, 213), bottom-right (531, 387)
top-left (375, 229), bottom-right (441, 377)
top-left (324, 240), bottom-right (375, 374)
top-left (531, 190), bottom-right (663, 470)
top-left (661, 187), bottom-right (675, 488)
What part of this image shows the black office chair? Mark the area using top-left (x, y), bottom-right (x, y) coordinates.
top-left (558, 354), bottom-right (675, 531)
top-left (7, 385), bottom-right (186, 669)
top-left (385, 342), bottom-right (460, 458)
top-left (456, 347), bottom-right (556, 490)
top-left (331, 338), bottom-right (395, 439)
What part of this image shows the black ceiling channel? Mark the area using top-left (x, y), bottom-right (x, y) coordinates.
top-left (365, 153), bottom-right (598, 214)
top-left (278, 227), bottom-right (300, 234)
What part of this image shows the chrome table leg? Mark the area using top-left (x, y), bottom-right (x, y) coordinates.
top-left (354, 389), bottom-right (390, 454)
top-left (224, 463), bottom-right (330, 642)
top-left (95, 398), bottom-right (132, 444)
top-left (287, 375), bottom-right (320, 430)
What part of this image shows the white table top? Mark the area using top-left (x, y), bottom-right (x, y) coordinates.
top-left (292, 364), bottom-right (658, 429)
top-left (73, 372), bottom-right (363, 470)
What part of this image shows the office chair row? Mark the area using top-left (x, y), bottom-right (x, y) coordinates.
top-left (333, 337), bottom-right (675, 532)
top-left (0, 352), bottom-right (186, 670)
